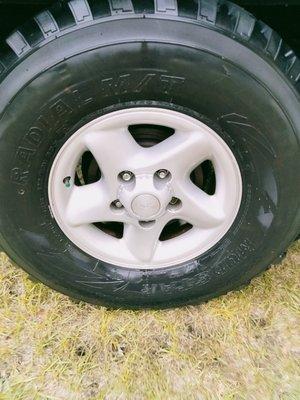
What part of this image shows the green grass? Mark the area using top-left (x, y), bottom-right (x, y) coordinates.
top-left (0, 242), bottom-right (299, 400)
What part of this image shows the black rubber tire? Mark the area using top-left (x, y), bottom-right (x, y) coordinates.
top-left (0, 0), bottom-right (299, 309)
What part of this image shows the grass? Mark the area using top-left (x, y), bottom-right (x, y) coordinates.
top-left (0, 242), bottom-right (299, 400)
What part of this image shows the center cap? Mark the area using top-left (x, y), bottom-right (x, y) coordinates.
top-left (131, 194), bottom-right (161, 219)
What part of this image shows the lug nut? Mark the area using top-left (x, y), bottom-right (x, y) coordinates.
top-left (111, 200), bottom-right (123, 210)
top-left (120, 171), bottom-right (134, 182)
top-left (156, 169), bottom-right (170, 179)
top-left (168, 197), bottom-right (182, 211)
top-left (115, 200), bottom-right (123, 208)
top-left (169, 197), bottom-right (179, 205)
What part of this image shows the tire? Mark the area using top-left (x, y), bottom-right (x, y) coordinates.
top-left (0, 0), bottom-right (299, 309)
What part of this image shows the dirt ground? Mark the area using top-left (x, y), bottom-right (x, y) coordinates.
top-left (0, 241), bottom-right (299, 400)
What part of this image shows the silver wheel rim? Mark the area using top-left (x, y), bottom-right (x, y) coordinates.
top-left (48, 108), bottom-right (242, 269)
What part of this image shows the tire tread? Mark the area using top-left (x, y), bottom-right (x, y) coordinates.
top-left (0, 0), bottom-right (299, 92)
top-left (68, 0), bottom-right (94, 23)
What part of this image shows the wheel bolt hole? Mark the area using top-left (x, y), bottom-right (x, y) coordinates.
top-left (168, 197), bottom-right (182, 211)
top-left (139, 220), bottom-right (156, 228)
top-left (111, 200), bottom-right (124, 211)
top-left (119, 171), bottom-right (134, 182)
top-left (63, 176), bottom-right (72, 188)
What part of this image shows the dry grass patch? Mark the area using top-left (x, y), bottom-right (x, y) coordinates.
top-left (0, 242), bottom-right (299, 400)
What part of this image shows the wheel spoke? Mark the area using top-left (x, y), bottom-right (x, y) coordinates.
top-left (122, 218), bottom-right (168, 263)
top-left (84, 127), bottom-right (140, 189)
top-left (66, 181), bottom-right (123, 226)
top-left (176, 180), bottom-right (226, 228)
top-left (140, 130), bottom-right (212, 175)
